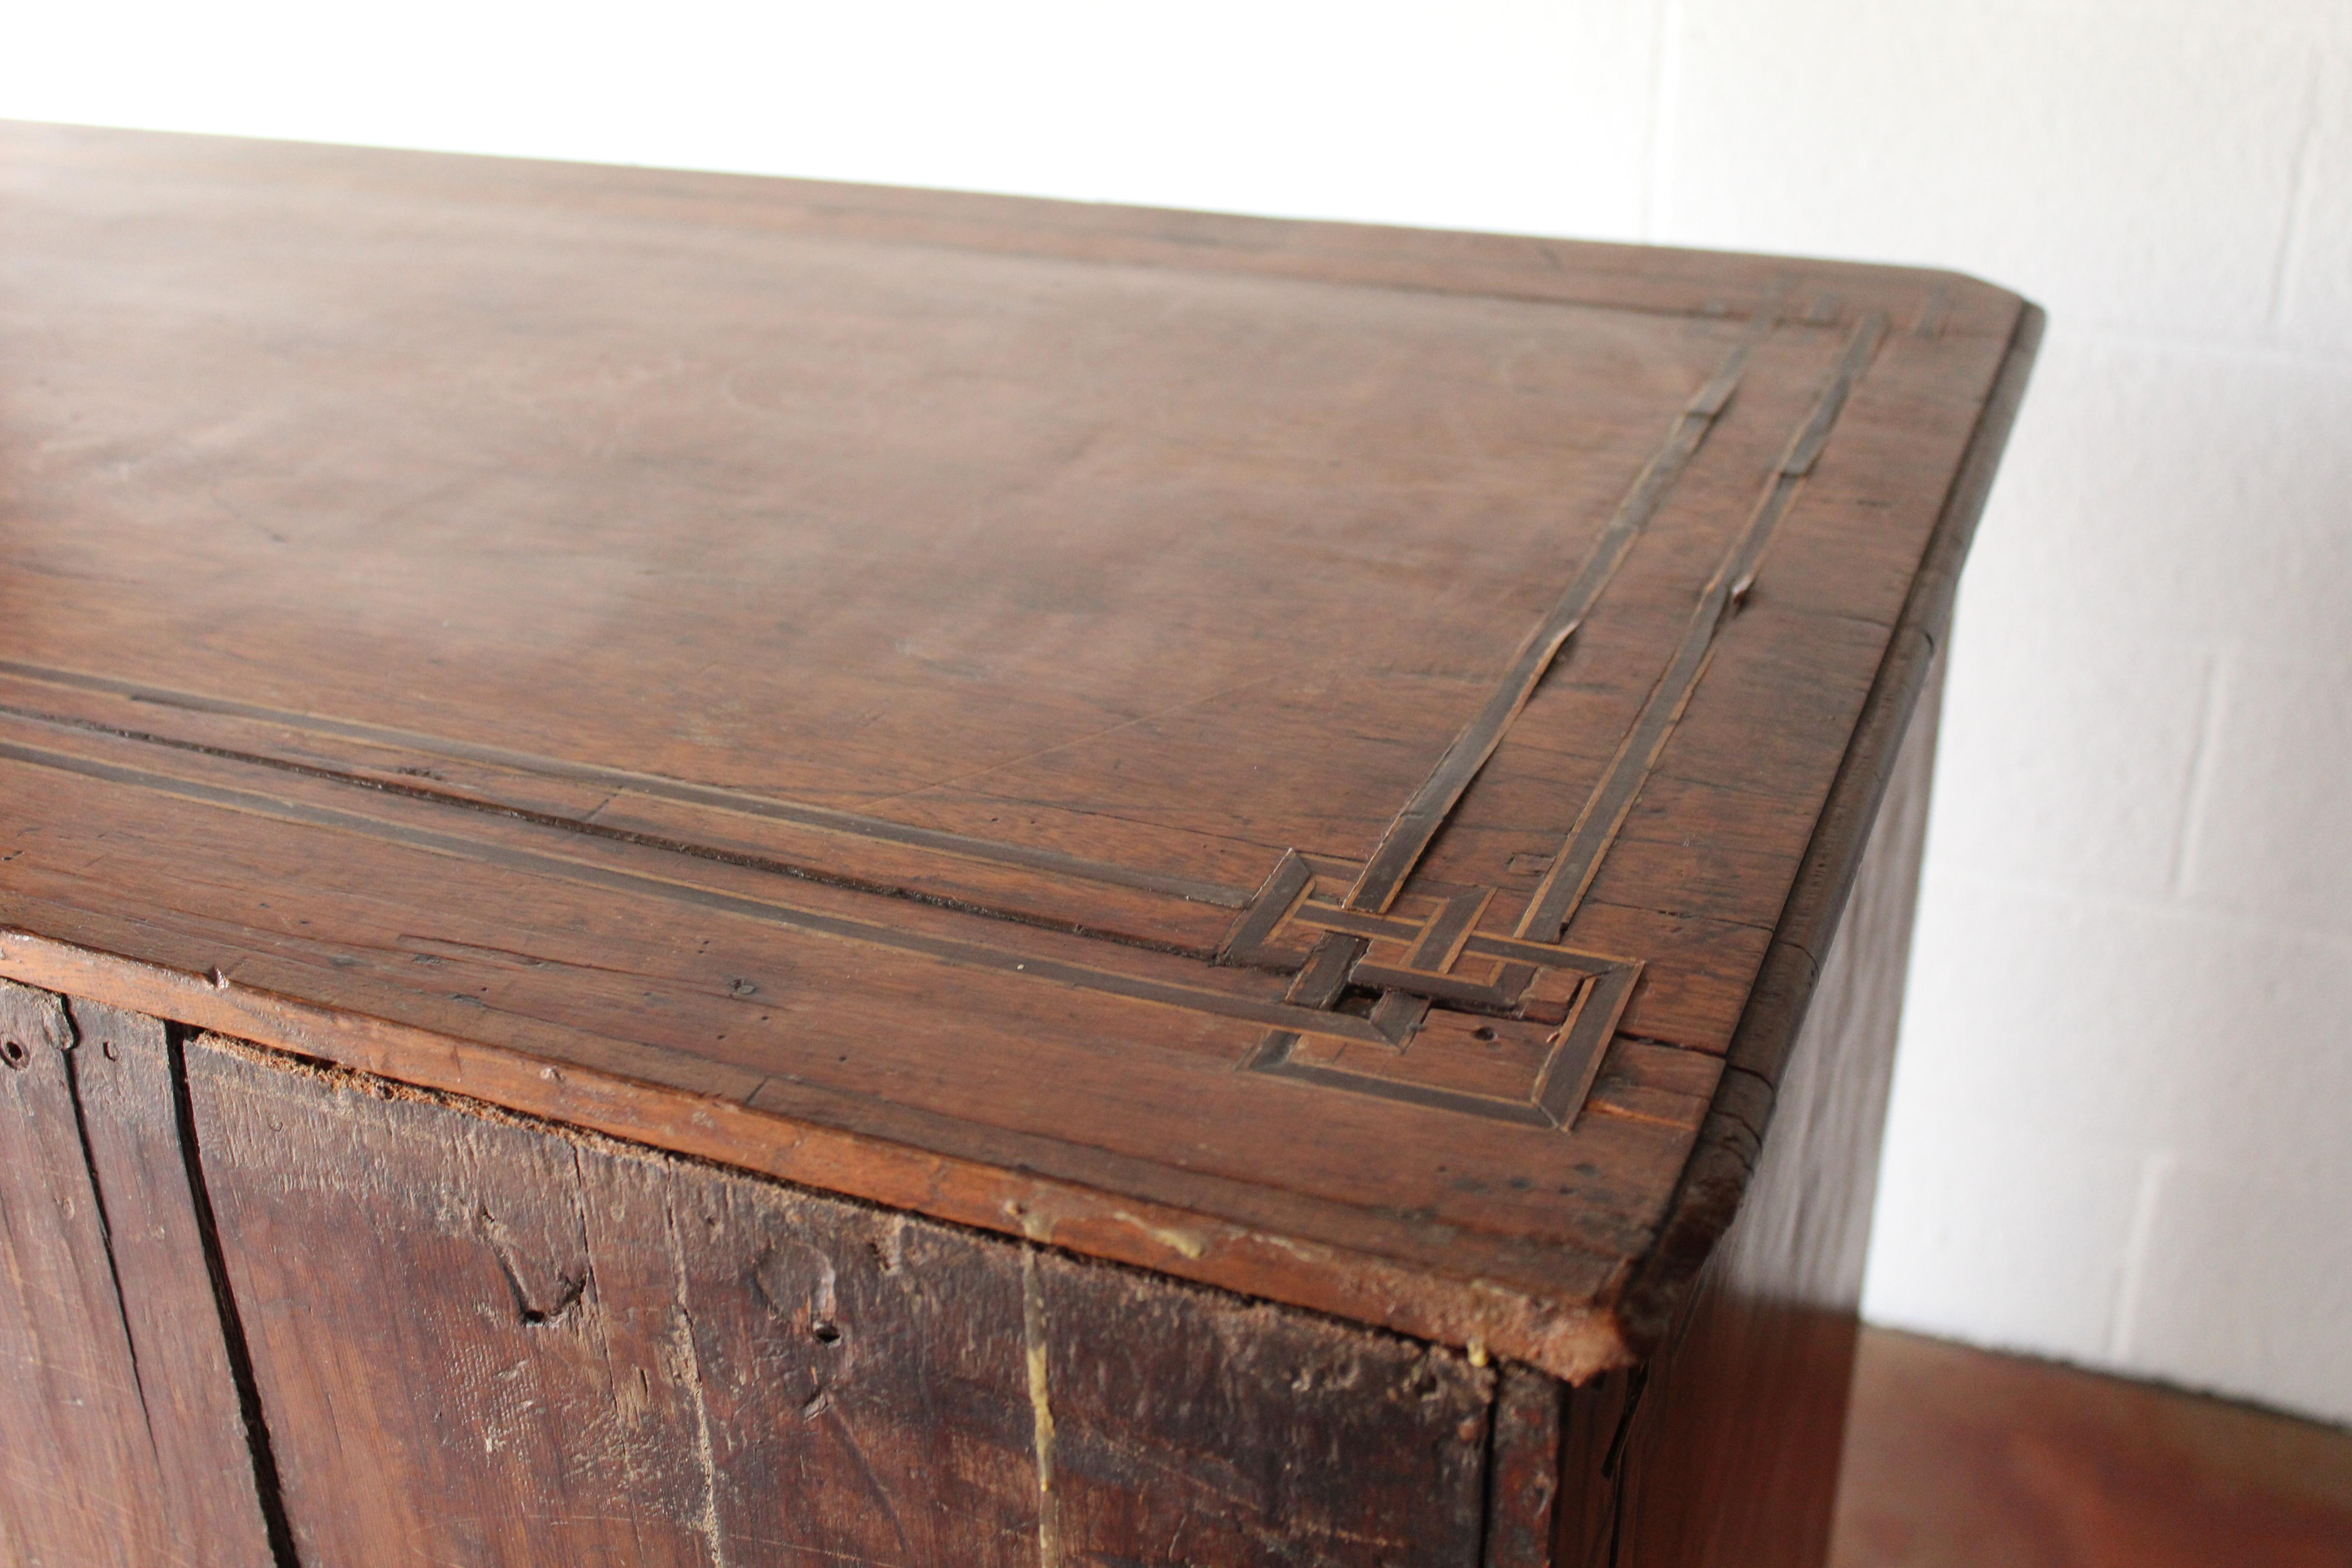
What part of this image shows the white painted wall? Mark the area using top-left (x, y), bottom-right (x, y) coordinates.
top-left (6, 0), bottom-right (2347, 1424)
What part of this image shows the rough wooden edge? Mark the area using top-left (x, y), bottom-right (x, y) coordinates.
top-left (1610, 299), bottom-right (2047, 1357)
top-left (0, 928), bottom-right (1633, 1382)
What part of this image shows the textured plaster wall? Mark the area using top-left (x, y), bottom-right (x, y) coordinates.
top-left (7, 0), bottom-right (2347, 1424)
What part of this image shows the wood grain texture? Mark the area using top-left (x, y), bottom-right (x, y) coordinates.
top-left (0, 119), bottom-right (2034, 1375)
top-left (49, 998), bottom-right (286, 1566)
top-left (1484, 1364), bottom-right (1566, 1568)
top-left (0, 980), bottom-right (277, 1567)
top-left (185, 1030), bottom-right (1498, 1568)
top-left (0, 980), bottom-right (156, 1568)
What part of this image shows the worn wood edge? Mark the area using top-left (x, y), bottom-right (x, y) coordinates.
top-left (1608, 299), bottom-right (2046, 1361)
top-left (0, 927), bottom-right (1637, 1382)
top-left (0, 118), bottom-right (2017, 336)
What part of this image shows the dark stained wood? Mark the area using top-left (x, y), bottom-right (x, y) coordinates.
top-left (1560, 651), bottom-right (1948, 1565)
top-left (185, 1029), bottom-right (1496, 1567)
top-left (1485, 1364), bottom-right (1567, 1568)
top-left (0, 118), bottom-right (2039, 1565)
top-left (1035, 1249), bottom-right (1494, 1565)
top-left (1833, 1328), bottom-right (2352, 1568)
top-left (0, 118), bottom-right (2034, 1377)
top-left (0, 980), bottom-right (277, 1567)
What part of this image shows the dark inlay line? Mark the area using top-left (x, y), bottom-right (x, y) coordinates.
top-left (1283, 934), bottom-right (1363, 1009)
top-left (1531, 965), bottom-right (1638, 1125)
top-left (1343, 309), bottom-right (1783, 916)
top-left (1241, 950), bottom-right (1637, 1131)
top-left (1241, 1034), bottom-right (1558, 1126)
top-left (0, 737), bottom-right (1394, 1050)
top-left (0, 659), bottom-right (1249, 910)
top-left (1517, 313), bottom-right (1890, 944)
top-left (0, 698), bottom-right (1217, 963)
top-left (1402, 886), bottom-right (1491, 972)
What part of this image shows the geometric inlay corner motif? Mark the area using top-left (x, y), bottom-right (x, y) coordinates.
top-left (1218, 851), bottom-right (1641, 1130)
top-left (1213, 309), bottom-right (1890, 1135)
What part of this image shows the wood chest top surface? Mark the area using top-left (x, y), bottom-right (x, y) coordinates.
top-left (0, 120), bottom-right (2035, 1376)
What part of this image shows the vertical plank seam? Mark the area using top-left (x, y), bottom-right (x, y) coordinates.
top-left (164, 1028), bottom-right (304, 1568)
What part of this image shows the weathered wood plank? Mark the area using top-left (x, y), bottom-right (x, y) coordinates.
top-left (59, 997), bottom-right (282, 1566)
top-left (1037, 1248), bottom-right (1492, 1565)
top-left (0, 980), bottom-right (276, 1567)
top-left (186, 1035), bottom-right (714, 1566)
top-left (1484, 1363), bottom-right (1564, 1568)
top-left (0, 980), bottom-right (158, 1568)
top-left (186, 1031), bottom-right (1499, 1566)
top-left (659, 1154), bottom-right (1043, 1566)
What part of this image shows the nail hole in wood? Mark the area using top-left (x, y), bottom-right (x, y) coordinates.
top-left (0, 1039), bottom-right (26, 1069)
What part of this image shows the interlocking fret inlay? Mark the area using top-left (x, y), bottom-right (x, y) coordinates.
top-left (1224, 313), bottom-right (1889, 1129)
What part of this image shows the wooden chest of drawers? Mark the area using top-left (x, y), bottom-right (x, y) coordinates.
top-left (0, 121), bottom-right (2036, 1567)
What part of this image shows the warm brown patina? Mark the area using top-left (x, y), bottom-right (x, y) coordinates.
top-left (0, 121), bottom-right (2034, 1393)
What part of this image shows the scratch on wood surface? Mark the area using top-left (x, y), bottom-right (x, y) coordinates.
top-left (477, 1206), bottom-right (587, 1329)
top-left (1002, 1198), bottom-right (1054, 1244)
top-left (817, 1400), bottom-right (917, 1564)
top-left (568, 1145), bottom-right (657, 1568)
top-left (1110, 1210), bottom-right (1208, 1260)
top-left (661, 1191), bottom-right (732, 1568)
top-left (1020, 1246), bottom-right (1061, 1568)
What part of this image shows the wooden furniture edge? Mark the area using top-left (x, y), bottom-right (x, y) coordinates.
top-left (1612, 299), bottom-right (2046, 1356)
top-left (0, 121), bottom-right (2036, 1384)
top-left (0, 117), bottom-right (2017, 337)
top-left (0, 928), bottom-right (1636, 1382)
top-left (0, 290), bottom-right (2039, 1386)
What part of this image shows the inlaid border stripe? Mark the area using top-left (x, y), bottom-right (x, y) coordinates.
top-left (1516, 313), bottom-right (1890, 943)
top-left (0, 660), bottom-right (1250, 910)
top-left (1343, 310), bottom-right (1781, 915)
top-left (0, 735), bottom-right (1392, 1049)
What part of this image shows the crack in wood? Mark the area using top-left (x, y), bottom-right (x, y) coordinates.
top-left (162, 1026), bottom-right (304, 1568)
